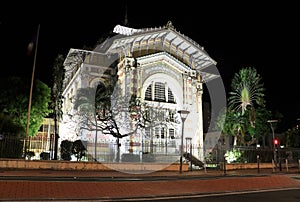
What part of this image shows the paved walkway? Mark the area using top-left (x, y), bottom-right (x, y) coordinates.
top-left (0, 168), bottom-right (300, 201)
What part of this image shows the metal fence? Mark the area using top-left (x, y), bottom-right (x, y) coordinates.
top-left (84, 141), bottom-right (180, 163)
top-left (204, 145), bottom-right (300, 165)
top-left (1, 136), bottom-right (300, 168)
top-left (0, 136), bottom-right (53, 160)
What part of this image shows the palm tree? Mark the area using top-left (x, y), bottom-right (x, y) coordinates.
top-left (226, 67), bottom-right (266, 146)
top-left (218, 109), bottom-right (247, 146)
top-left (228, 67), bottom-right (265, 116)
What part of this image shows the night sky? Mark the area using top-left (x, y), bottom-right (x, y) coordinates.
top-left (1, 1), bottom-right (299, 131)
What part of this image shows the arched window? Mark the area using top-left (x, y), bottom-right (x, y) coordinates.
top-left (144, 82), bottom-right (176, 103)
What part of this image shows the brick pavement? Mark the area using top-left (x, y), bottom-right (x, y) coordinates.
top-left (0, 168), bottom-right (300, 201)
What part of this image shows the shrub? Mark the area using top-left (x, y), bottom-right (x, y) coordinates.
top-left (40, 152), bottom-right (50, 160)
top-left (26, 151), bottom-right (35, 160)
top-left (60, 140), bottom-right (73, 161)
top-left (121, 153), bottom-right (140, 162)
top-left (142, 152), bottom-right (156, 162)
top-left (72, 140), bottom-right (86, 161)
top-left (0, 137), bottom-right (23, 158)
top-left (225, 148), bottom-right (244, 163)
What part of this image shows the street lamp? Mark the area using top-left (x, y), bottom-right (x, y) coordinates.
top-left (178, 109), bottom-right (189, 173)
top-left (267, 119), bottom-right (278, 169)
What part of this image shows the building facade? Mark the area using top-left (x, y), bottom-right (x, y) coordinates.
top-left (27, 118), bottom-right (55, 160)
top-left (59, 22), bottom-right (219, 163)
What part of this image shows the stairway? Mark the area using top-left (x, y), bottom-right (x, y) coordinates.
top-left (183, 152), bottom-right (204, 167)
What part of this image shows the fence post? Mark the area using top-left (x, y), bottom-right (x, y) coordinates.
top-left (257, 154), bottom-right (260, 174)
top-left (223, 155), bottom-right (226, 176)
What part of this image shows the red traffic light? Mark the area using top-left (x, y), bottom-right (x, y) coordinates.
top-left (274, 139), bottom-right (279, 145)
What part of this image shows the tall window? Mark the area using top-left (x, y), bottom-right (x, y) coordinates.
top-left (169, 128), bottom-right (175, 139)
top-left (155, 127), bottom-right (160, 138)
top-left (161, 127), bottom-right (165, 139)
top-left (145, 127), bottom-right (151, 138)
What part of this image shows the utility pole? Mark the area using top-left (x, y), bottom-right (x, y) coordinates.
top-left (267, 119), bottom-right (278, 170)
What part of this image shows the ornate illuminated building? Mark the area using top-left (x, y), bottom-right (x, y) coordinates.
top-left (59, 22), bottom-right (219, 163)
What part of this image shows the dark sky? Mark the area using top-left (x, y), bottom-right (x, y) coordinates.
top-left (1, 1), bottom-right (299, 131)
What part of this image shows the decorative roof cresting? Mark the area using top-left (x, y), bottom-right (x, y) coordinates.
top-left (113, 24), bottom-right (142, 36)
top-left (166, 21), bottom-right (174, 30)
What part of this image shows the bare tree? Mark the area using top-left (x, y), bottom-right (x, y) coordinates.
top-left (72, 80), bottom-right (179, 162)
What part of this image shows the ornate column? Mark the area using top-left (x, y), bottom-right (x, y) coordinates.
top-left (196, 74), bottom-right (204, 161)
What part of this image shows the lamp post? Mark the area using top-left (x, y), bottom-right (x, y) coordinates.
top-left (178, 109), bottom-right (189, 173)
top-left (267, 119), bottom-right (278, 169)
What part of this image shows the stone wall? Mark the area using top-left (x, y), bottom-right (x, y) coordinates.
top-left (0, 159), bottom-right (188, 172)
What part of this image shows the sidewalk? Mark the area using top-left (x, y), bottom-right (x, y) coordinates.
top-left (0, 168), bottom-right (300, 201)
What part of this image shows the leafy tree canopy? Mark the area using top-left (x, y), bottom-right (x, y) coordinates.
top-left (228, 67), bottom-right (265, 114)
top-left (0, 113), bottom-right (24, 136)
top-left (283, 127), bottom-right (300, 148)
top-left (0, 76), bottom-right (52, 137)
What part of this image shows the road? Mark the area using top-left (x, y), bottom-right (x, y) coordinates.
top-left (127, 188), bottom-right (300, 202)
top-left (0, 169), bottom-right (299, 201)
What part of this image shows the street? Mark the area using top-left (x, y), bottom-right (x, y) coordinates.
top-left (130, 188), bottom-right (300, 202)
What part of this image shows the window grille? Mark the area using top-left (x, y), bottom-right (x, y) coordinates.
top-left (169, 128), bottom-right (175, 139)
top-left (145, 84), bottom-right (152, 100)
top-left (169, 110), bottom-right (175, 122)
top-left (145, 127), bottom-right (151, 138)
top-left (168, 88), bottom-right (175, 103)
top-left (154, 82), bottom-right (166, 101)
top-left (161, 128), bottom-right (165, 139)
top-left (155, 127), bottom-right (160, 138)
top-left (144, 82), bottom-right (175, 103)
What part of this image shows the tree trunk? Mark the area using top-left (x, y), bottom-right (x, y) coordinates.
top-left (233, 136), bottom-right (237, 146)
top-left (53, 106), bottom-right (59, 160)
top-left (94, 114), bottom-right (98, 161)
top-left (116, 137), bottom-right (120, 162)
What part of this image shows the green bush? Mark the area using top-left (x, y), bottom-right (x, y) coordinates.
top-left (121, 153), bottom-right (140, 162)
top-left (142, 152), bottom-right (156, 162)
top-left (40, 152), bottom-right (50, 160)
top-left (72, 140), bottom-right (86, 161)
top-left (225, 148), bottom-right (244, 163)
top-left (0, 137), bottom-right (23, 158)
top-left (60, 140), bottom-right (73, 161)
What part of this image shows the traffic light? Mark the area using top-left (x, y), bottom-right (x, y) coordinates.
top-left (274, 138), bottom-right (279, 146)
